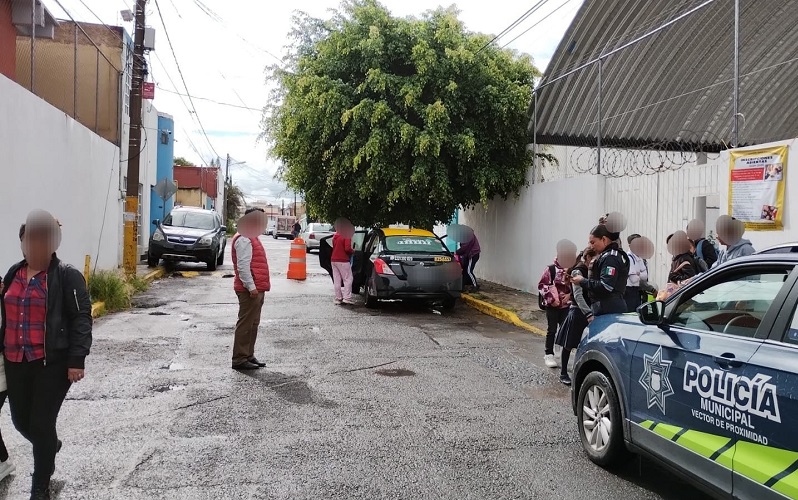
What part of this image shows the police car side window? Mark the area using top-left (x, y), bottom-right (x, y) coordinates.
top-left (786, 306), bottom-right (798, 345)
top-left (671, 270), bottom-right (788, 338)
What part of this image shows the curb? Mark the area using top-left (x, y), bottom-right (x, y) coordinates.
top-left (461, 294), bottom-right (546, 336)
top-left (90, 267), bottom-right (165, 319)
top-left (91, 302), bottom-right (106, 319)
top-left (142, 267), bottom-right (166, 282)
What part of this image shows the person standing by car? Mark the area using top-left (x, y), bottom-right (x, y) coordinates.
top-left (1, 210), bottom-right (92, 500)
top-left (572, 224), bottom-right (630, 316)
top-left (457, 233), bottom-right (481, 292)
top-left (666, 231), bottom-right (698, 284)
top-left (538, 240), bottom-right (576, 369)
top-left (714, 215), bottom-right (755, 267)
top-left (331, 228), bottom-right (355, 305)
top-left (292, 220), bottom-right (302, 239)
top-left (231, 208), bottom-right (271, 371)
top-left (624, 234), bottom-right (648, 312)
top-left (555, 247), bottom-right (596, 385)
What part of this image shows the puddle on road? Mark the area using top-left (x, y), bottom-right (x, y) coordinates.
top-left (375, 368), bottom-right (416, 377)
top-left (247, 371), bottom-right (338, 408)
top-left (149, 311), bottom-right (169, 316)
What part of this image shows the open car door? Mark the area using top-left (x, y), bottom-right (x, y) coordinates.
top-left (318, 235), bottom-right (334, 281)
top-left (350, 230), bottom-right (369, 292)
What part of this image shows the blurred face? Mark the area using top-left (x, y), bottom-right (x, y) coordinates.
top-left (23, 227), bottom-right (58, 264)
top-left (589, 235), bottom-right (609, 253)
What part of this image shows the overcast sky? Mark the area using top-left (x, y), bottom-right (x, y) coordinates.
top-left (47, 0), bottom-right (581, 204)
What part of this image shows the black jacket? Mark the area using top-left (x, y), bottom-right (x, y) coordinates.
top-left (669, 253), bottom-right (698, 284)
top-left (0, 255), bottom-right (92, 368)
top-left (583, 243), bottom-right (630, 315)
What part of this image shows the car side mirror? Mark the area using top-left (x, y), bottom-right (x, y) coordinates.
top-left (638, 301), bottom-right (665, 326)
top-left (221, 226), bottom-right (227, 232)
top-left (152, 219), bottom-right (160, 226)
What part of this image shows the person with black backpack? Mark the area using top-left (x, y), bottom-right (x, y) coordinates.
top-left (687, 219), bottom-right (718, 271)
top-left (538, 250), bottom-right (573, 369)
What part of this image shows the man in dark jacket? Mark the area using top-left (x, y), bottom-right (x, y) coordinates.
top-left (0, 210), bottom-right (91, 500)
top-left (457, 233), bottom-right (481, 291)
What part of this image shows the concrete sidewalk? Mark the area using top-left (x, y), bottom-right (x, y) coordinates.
top-left (462, 281), bottom-right (548, 335)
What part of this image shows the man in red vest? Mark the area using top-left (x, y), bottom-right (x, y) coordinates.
top-left (231, 208), bottom-right (271, 370)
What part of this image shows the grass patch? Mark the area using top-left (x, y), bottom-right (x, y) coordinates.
top-left (88, 271), bottom-right (149, 312)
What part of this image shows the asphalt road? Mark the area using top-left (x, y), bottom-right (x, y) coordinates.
top-left (0, 236), bottom-right (712, 499)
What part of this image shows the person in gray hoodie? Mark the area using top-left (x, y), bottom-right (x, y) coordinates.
top-left (713, 215), bottom-right (755, 267)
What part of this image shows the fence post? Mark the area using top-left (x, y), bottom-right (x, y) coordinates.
top-left (596, 59), bottom-right (603, 175)
top-left (29, 0), bottom-right (35, 93)
top-left (95, 50), bottom-right (100, 132)
top-left (74, 23), bottom-right (78, 116)
top-left (84, 255), bottom-right (91, 285)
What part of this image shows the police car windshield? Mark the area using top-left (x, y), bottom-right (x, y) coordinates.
top-left (385, 236), bottom-right (447, 253)
top-left (164, 211), bottom-right (216, 230)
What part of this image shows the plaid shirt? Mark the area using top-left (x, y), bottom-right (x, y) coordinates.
top-left (4, 267), bottom-right (47, 362)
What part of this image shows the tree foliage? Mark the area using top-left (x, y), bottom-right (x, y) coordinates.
top-left (173, 156), bottom-right (194, 167)
top-left (225, 180), bottom-right (245, 227)
top-left (263, 0), bottom-right (550, 228)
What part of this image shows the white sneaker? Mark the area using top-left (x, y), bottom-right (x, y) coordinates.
top-left (544, 354), bottom-right (558, 368)
top-left (0, 460), bottom-right (15, 481)
top-left (334, 298), bottom-right (343, 305)
top-left (342, 299), bottom-right (356, 305)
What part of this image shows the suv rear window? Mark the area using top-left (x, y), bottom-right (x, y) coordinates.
top-left (164, 211), bottom-right (216, 230)
top-left (385, 236), bottom-right (447, 253)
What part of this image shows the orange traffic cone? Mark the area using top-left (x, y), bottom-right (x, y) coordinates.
top-left (288, 238), bottom-right (307, 280)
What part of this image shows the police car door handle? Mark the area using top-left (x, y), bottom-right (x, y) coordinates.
top-left (713, 353), bottom-right (743, 368)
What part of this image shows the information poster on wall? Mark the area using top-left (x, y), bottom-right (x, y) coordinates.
top-left (728, 145), bottom-right (787, 231)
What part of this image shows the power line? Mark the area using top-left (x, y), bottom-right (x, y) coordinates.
top-left (152, 0), bottom-right (222, 160)
top-left (155, 85), bottom-right (262, 111)
top-left (475, 0), bottom-right (550, 54)
top-left (501, 0), bottom-right (578, 49)
top-left (187, 0), bottom-right (284, 66)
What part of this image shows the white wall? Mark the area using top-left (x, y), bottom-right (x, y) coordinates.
top-left (0, 74), bottom-right (122, 271)
top-left (719, 138), bottom-right (798, 251)
top-left (460, 173), bottom-right (605, 293)
top-left (604, 162), bottom-right (722, 288)
top-left (139, 102), bottom-right (159, 256)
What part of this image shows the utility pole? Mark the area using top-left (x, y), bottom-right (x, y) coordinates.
top-left (123, 0), bottom-right (147, 276)
top-left (223, 154), bottom-right (230, 223)
top-left (294, 191), bottom-right (297, 219)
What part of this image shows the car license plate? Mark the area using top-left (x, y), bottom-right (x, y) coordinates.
top-left (434, 256), bottom-right (451, 262)
top-left (174, 244), bottom-right (186, 251)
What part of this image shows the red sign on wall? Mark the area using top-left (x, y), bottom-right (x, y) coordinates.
top-left (142, 82), bottom-right (155, 100)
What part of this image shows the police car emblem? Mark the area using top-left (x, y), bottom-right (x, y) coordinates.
top-left (639, 347), bottom-right (675, 415)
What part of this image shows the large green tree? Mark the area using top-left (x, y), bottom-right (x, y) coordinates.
top-left (263, 0), bottom-right (549, 228)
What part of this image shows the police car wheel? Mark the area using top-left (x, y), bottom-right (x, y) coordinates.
top-left (365, 284), bottom-right (379, 309)
top-left (577, 371), bottom-right (626, 466)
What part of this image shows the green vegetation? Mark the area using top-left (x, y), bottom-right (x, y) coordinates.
top-left (263, 0), bottom-right (555, 228)
top-left (88, 271), bottom-right (149, 313)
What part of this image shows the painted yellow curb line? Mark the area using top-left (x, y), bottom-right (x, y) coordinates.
top-left (461, 294), bottom-right (546, 336)
top-left (142, 268), bottom-right (166, 282)
top-left (91, 302), bottom-right (106, 319)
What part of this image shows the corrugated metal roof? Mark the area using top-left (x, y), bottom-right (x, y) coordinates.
top-left (532, 0), bottom-right (798, 151)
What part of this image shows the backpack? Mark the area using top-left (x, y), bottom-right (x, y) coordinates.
top-left (538, 265), bottom-right (557, 310)
top-left (695, 239), bottom-right (718, 273)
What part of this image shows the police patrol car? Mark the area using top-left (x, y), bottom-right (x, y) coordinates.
top-left (572, 253), bottom-right (798, 499)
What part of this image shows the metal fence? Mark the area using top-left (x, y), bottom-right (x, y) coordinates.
top-left (10, 15), bottom-right (127, 145)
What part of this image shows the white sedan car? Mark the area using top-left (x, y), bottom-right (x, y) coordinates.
top-left (300, 223), bottom-right (334, 253)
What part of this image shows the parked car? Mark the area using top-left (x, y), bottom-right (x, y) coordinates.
top-left (300, 223), bottom-right (334, 253)
top-left (756, 243), bottom-right (798, 255)
top-left (572, 253), bottom-right (798, 499)
top-left (265, 220), bottom-right (276, 236)
top-left (148, 207), bottom-right (226, 270)
top-left (319, 228), bottom-right (462, 309)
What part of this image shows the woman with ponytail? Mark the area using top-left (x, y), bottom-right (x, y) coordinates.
top-left (572, 225), bottom-right (631, 316)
